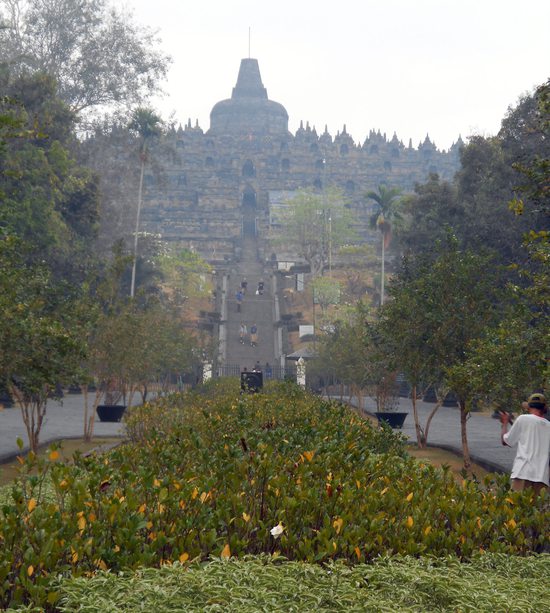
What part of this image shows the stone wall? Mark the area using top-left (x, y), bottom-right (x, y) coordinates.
top-left (137, 121), bottom-right (461, 263)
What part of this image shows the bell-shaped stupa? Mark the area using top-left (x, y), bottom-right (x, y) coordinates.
top-left (209, 58), bottom-right (289, 136)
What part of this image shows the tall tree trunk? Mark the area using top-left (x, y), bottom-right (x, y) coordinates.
top-left (15, 396), bottom-right (47, 453)
top-left (380, 233), bottom-right (385, 306)
top-left (411, 385), bottom-right (425, 448)
top-left (83, 386), bottom-right (102, 442)
top-left (459, 399), bottom-right (471, 470)
top-left (423, 401), bottom-right (442, 447)
top-left (130, 154), bottom-right (146, 298)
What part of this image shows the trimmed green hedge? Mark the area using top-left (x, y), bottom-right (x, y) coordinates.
top-left (0, 381), bottom-right (548, 609)
top-left (52, 554), bottom-right (550, 612)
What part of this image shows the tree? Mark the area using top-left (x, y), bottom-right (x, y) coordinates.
top-left (312, 303), bottom-right (373, 404)
top-left (380, 256), bottom-right (447, 448)
top-left (311, 276), bottom-right (341, 316)
top-left (507, 79), bottom-right (549, 314)
top-left (400, 82), bottom-right (549, 276)
top-left (275, 188), bottom-right (357, 277)
top-left (157, 247), bottom-right (213, 315)
top-left (0, 73), bottom-right (99, 278)
top-left (0, 238), bottom-right (84, 452)
top-left (312, 301), bottom-right (400, 411)
top-left (127, 107), bottom-right (164, 297)
top-left (455, 310), bottom-right (546, 414)
top-left (364, 185), bottom-right (402, 305)
top-left (0, 0), bottom-right (171, 120)
top-left (455, 135), bottom-right (533, 266)
top-left (397, 174), bottom-right (459, 257)
top-left (404, 234), bottom-right (502, 469)
top-left (123, 303), bottom-right (200, 401)
top-left (337, 243), bottom-right (377, 301)
top-left (466, 79), bottom-right (550, 405)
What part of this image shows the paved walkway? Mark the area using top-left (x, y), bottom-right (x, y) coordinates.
top-left (0, 393), bottom-right (124, 463)
top-left (338, 394), bottom-right (513, 474)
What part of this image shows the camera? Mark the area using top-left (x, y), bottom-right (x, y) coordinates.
top-left (499, 410), bottom-right (515, 425)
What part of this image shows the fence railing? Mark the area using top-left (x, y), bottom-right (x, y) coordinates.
top-left (215, 363), bottom-right (297, 381)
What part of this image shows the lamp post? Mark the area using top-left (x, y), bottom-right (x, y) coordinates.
top-left (328, 213), bottom-right (332, 277)
top-left (312, 286), bottom-right (317, 350)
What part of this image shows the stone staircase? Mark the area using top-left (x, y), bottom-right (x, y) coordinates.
top-left (219, 235), bottom-right (279, 375)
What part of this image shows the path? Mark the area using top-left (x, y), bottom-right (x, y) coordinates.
top-left (0, 393), bottom-right (124, 463)
top-left (221, 235), bottom-right (278, 374)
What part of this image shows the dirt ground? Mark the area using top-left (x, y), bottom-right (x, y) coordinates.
top-left (407, 445), bottom-right (491, 481)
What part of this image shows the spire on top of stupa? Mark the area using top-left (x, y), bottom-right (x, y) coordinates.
top-left (232, 58), bottom-right (268, 99)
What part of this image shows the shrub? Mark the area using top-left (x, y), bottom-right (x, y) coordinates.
top-left (55, 554), bottom-right (550, 613)
top-left (0, 382), bottom-right (547, 609)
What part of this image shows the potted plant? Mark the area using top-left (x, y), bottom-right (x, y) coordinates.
top-left (372, 372), bottom-right (408, 429)
top-left (89, 303), bottom-right (141, 425)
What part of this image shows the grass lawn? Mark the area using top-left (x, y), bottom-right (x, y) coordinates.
top-left (408, 445), bottom-right (491, 481)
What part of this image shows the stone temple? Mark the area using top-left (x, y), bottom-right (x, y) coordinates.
top-left (139, 58), bottom-right (462, 264)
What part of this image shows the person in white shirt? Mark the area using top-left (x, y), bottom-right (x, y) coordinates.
top-left (500, 393), bottom-right (550, 496)
top-left (239, 323), bottom-right (247, 344)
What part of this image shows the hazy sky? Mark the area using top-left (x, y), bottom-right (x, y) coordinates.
top-left (116, 0), bottom-right (550, 151)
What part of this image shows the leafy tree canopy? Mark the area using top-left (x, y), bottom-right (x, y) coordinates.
top-left (0, 73), bottom-right (99, 278)
top-left (274, 188), bottom-right (357, 277)
top-left (0, 0), bottom-right (171, 121)
top-left (397, 80), bottom-right (549, 274)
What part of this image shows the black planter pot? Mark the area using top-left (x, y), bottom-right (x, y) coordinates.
top-left (398, 380), bottom-right (411, 398)
top-left (442, 392), bottom-right (458, 407)
top-left (422, 387), bottom-right (438, 403)
top-left (96, 404), bottom-right (127, 423)
top-left (375, 412), bottom-right (408, 429)
top-left (0, 389), bottom-right (13, 408)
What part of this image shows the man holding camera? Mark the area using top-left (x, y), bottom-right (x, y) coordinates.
top-left (500, 393), bottom-right (550, 496)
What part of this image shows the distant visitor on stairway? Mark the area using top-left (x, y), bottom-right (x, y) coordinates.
top-left (236, 289), bottom-right (243, 312)
top-left (239, 322), bottom-right (247, 344)
top-left (250, 323), bottom-right (258, 347)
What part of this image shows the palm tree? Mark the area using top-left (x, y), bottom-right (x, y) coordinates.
top-left (128, 107), bottom-right (163, 297)
top-left (365, 185), bottom-right (402, 306)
